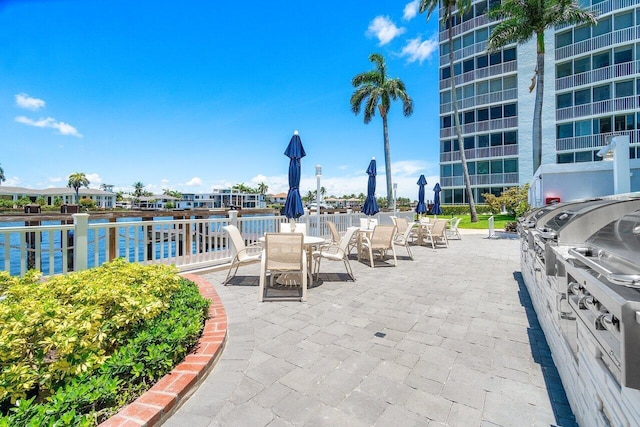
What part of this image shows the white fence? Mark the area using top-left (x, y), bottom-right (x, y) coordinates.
top-left (0, 210), bottom-right (414, 277)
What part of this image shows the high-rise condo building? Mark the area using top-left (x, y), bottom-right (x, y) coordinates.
top-left (438, 0), bottom-right (640, 205)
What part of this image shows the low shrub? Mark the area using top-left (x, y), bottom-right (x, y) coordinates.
top-left (0, 260), bottom-right (209, 425)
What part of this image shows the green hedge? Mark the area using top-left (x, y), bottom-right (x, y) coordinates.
top-left (0, 260), bottom-right (209, 425)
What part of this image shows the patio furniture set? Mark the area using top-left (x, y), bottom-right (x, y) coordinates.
top-left (222, 216), bottom-right (462, 302)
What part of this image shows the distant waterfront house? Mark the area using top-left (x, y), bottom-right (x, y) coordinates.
top-left (0, 186), bottom-right (116, 208)
top-left (267, 192), bottom-right (288, 205)
top-left (178, 189), bottom-right (266, 210)
top-left (135, 195), bottom-right (180, 210)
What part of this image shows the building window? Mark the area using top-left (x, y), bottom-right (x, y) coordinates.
top-left (476, 27), bottom-right (488, 42)
top-left (491, 160), bottom-right (503, 173)
top-left (442, 115), bottom-right (452, 129)
top-left (614, 11), bottom-right (633, 30)
top-left (503, 75), bottom-right (517, 90)
top-left (463, 58), bottom-right (474, 73)
top-left (557, 93), bottom-right (573, 108)
top-left (556, 31), bottom-right (572, 48)
top-left (503, 103), bottom-right (517, 117)
top-left (441, 164), bottom-right (452, 176)
top-left (593, 116), bottom-right (612, 133)
top-left (504, 159), bottom-right (518, 173)
top-left (575, 120), bottom-right (591, 136)
top-left (574, 88), bottom-right (591, 105)
top-left (614, 46), bottom-right (633, 64)
top-left (490, 133), bottom-right (502, 146)
top-left (592, 84), bottom-right (611, 101)
top-left (477, 161), bottom-right (489, 174)
top-left (477, 80), bottom-right (488, 94)
top-left (614, 114), bottom-right (635, 131)
top-left (574, 57), bottom-right (591, 74)
top-left (464, 137), bottom-right (475, 149)
top-left (503, 48), bottom-right (516, 62)
top-left (557, 123), bottom-right (574, 138)
top-left (490, 78), bottom-right (502, 92)
top-left (464, 111), bottom-right (475, 124)
top-left (490, 106), bottom-right (502, 119)
top-left (463, 33), bottom-right (474, 47)
top-left (575, 151), bottom-right (593, 163)
top-left (593, 16), bottom-right (611, 37)
top-left (592, 51), bottom-right (610, 69)
top-left (615, 80), bottom-right (633, 98)
top-left (574, 25), bottom-right (590, 43)
top-left (454, 189), bottom-right (464, 204)
top-left (453, 163), bottom-right (463, 176)
top-left (557, 62), bottom-right (572, 78)
top-left (504, 131), bottom-right (517, 145)
top-left (442, 67), bottom-right (451, 79)
top-left (477, 108), bottom-right (489, 121)
top-left (557, 153), bottom-right (574, 163)
top-left (478, 134), bottom-right (489, 147)
top-left (476, 54), bottom-right (488, 69)
top-left (476, 0), bottom-right (488, 16)
top-left (441, 90), bottom-right (451, 104)
top-left (463, 84), bottom-right (475, 98)
top-left (489, 52), bottom-right (501, 65)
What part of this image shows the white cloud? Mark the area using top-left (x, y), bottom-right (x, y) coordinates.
top-left (48, 177), bottom-right (63, 183)
top-left (399, 36), bottom-right (438, 64)
top-left (85, 173), bottom-right (102, 187)
top-left (15, 116), bottom-right (82, 138)
top-left (15, 93), bottom-right (45, 110)
top-left (2, 176), bottom-right (20, 186)
top-left (186, 177), bottom-right (203, 186)
top-left (403, 1), bottom-right (419, 20)
top-left (366, 16), bottom-right (406, 46)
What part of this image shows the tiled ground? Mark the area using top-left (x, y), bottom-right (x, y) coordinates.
top-left (163, 230), bottom-right (576, 427)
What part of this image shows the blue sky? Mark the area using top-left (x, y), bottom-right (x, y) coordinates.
top-left (0, 0), bottom-right (441, 199)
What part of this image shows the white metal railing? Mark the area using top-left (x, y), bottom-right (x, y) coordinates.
top-left (556, 130), bottom-right (640, 151)
top-left (555, 60), bottom-right (639, 91)
top-left (555, 25), bottom-right (640, 61)
top-left (0, 210), bottom-right (406, 277)
top-left (556, 95), bottom-right (638, 121)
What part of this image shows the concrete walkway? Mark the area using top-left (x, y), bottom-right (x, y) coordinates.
top-left (163, 230), bottom-right (576, 427)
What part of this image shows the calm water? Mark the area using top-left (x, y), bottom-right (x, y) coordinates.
top-left (0, 214), bottom-right (276, 276)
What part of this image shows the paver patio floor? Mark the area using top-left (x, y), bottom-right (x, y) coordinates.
top-left (163, 230), bottom-right (576, 427)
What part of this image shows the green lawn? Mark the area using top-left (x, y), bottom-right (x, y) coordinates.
top-left (435, 213), bottom-right (515, 230)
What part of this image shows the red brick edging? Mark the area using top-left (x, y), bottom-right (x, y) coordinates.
top-left (100, 274), bottom-right (227, 426)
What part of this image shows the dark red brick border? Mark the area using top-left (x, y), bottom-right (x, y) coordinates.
top-left (100, 274), bottom-right (227, 426)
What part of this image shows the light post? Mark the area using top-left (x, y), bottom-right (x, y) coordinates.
top-left (316, 165), bottom-right (322, 237)
top-left (393, 182), bottom-right (398, 215)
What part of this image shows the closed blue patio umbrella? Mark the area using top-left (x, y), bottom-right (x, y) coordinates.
top-left (432, 183), bottom-right (443, 216)
top-left (283, 131), bottom-right (306, 220)
top-left (362, 158), bottom-right (379, 216)
top-left (415, 174), bottom-right (427, 215)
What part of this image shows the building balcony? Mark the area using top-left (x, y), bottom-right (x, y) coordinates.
top-left (439, 61), bottom-right (517, 91)
top-left (439, 15), bottom-right (489, 42)
top-left (555, 60), bottom-right (638, 91)
top-left (557, 0), bottom-right (636, 30)
top-left (440, 88), bottom-right (518, 114)
top-left (556, 95), bottom-right (639, 121)
top-left (440, 145), bottom-right (519, 163)
top-left (555, 26), bottom-right (640, 61)
top-left (556, 129), bottom-right (640, 152)
top-left (440, 117), bottom-right (518, 139)
top-left (440, 172), bottom-right (520, 188)
top-left (440, 40), bottom-right (488, 66)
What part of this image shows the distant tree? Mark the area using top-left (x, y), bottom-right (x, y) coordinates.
top-left (53, 196), bottom-right (63, 207)
top-left (320, 186), bottom-right (326, 200)
top-left (141, 190), bottom-right (154, 197)
top-left (350, 53), bottom-right (413, 207)
top-left (304, 190), bottom-right (316, 203)
top-left (68, 172), bottom-right (90, 203)
top-left (115, 191), bottom-right (125, 202)
top-left (163, 189), bottom-right (182, 198)
top-left (17, 196), bottom-right (31, 207)
top-left (79, 197), bottom-right (96, 209)
top-left (0, 163), bottom-right (5, 185)
top-left (232, 183), bottom-right (257, 194)
top-left (35, 196), bottom-right (47, 206)
top-left (132, 182), bottom-right (145, 198)
top-left (257, 182), bottom-right (268, 194)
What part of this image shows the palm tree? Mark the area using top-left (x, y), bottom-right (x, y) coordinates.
top-left (68, 172), bottom-right (90, 203)
top-left (350, 53), bottom-right (414, 207)
top-left (258, 182), bottom-right (268, 195)
top-left (488, 0), bottom-right (596, 174)
top-left (420, 0), bottom-right (478, 222)
top-left (0, 163), bottom-right (5, 185)
top-left (320, 186), bottom-right (326, 201)
top-left (132, 182), bottom-right (145, 198)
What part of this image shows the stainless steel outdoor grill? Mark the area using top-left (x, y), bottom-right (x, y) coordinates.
top-left (519, 196), bottom-right (640, 426)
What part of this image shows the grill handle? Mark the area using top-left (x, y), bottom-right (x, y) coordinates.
top-left (568, 248), bottom-right (640, 289)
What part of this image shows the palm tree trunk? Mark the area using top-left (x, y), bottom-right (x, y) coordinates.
top-left (448, 13), bottom-right (478, 222)
top-left (533, 33), bottom-right (545, 174)
top-left (382, 115), bottom-right (393, 207)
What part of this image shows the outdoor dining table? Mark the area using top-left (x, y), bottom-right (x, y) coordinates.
top-left (413, 220), bottom-right (434, 246)
top-left (356, 227), bottom-right (374, 261)
top-left (258, 234), bottom-right (325, 285)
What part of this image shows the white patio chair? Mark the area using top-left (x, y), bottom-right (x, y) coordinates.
top-left (423, 219), bottom-right (449, 249)
top-left (222, 225), bottom-right (262, 285)
top-left (446, 217), bottom-right (462, 240)
top-left (394, 217), bottom-right (418, 243)
top-left (313, 226), bottom-right (359, 281)
top-left (359, 225), bottom-right (397, 268)
top-left (279, 222), bottom-right (307, 235)
top-left (259, 233), bottom-right (307, 302)
top-left (326, 220), bottom-right (341, 245)
top-left (393, 221), bottom-right (415, 260)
